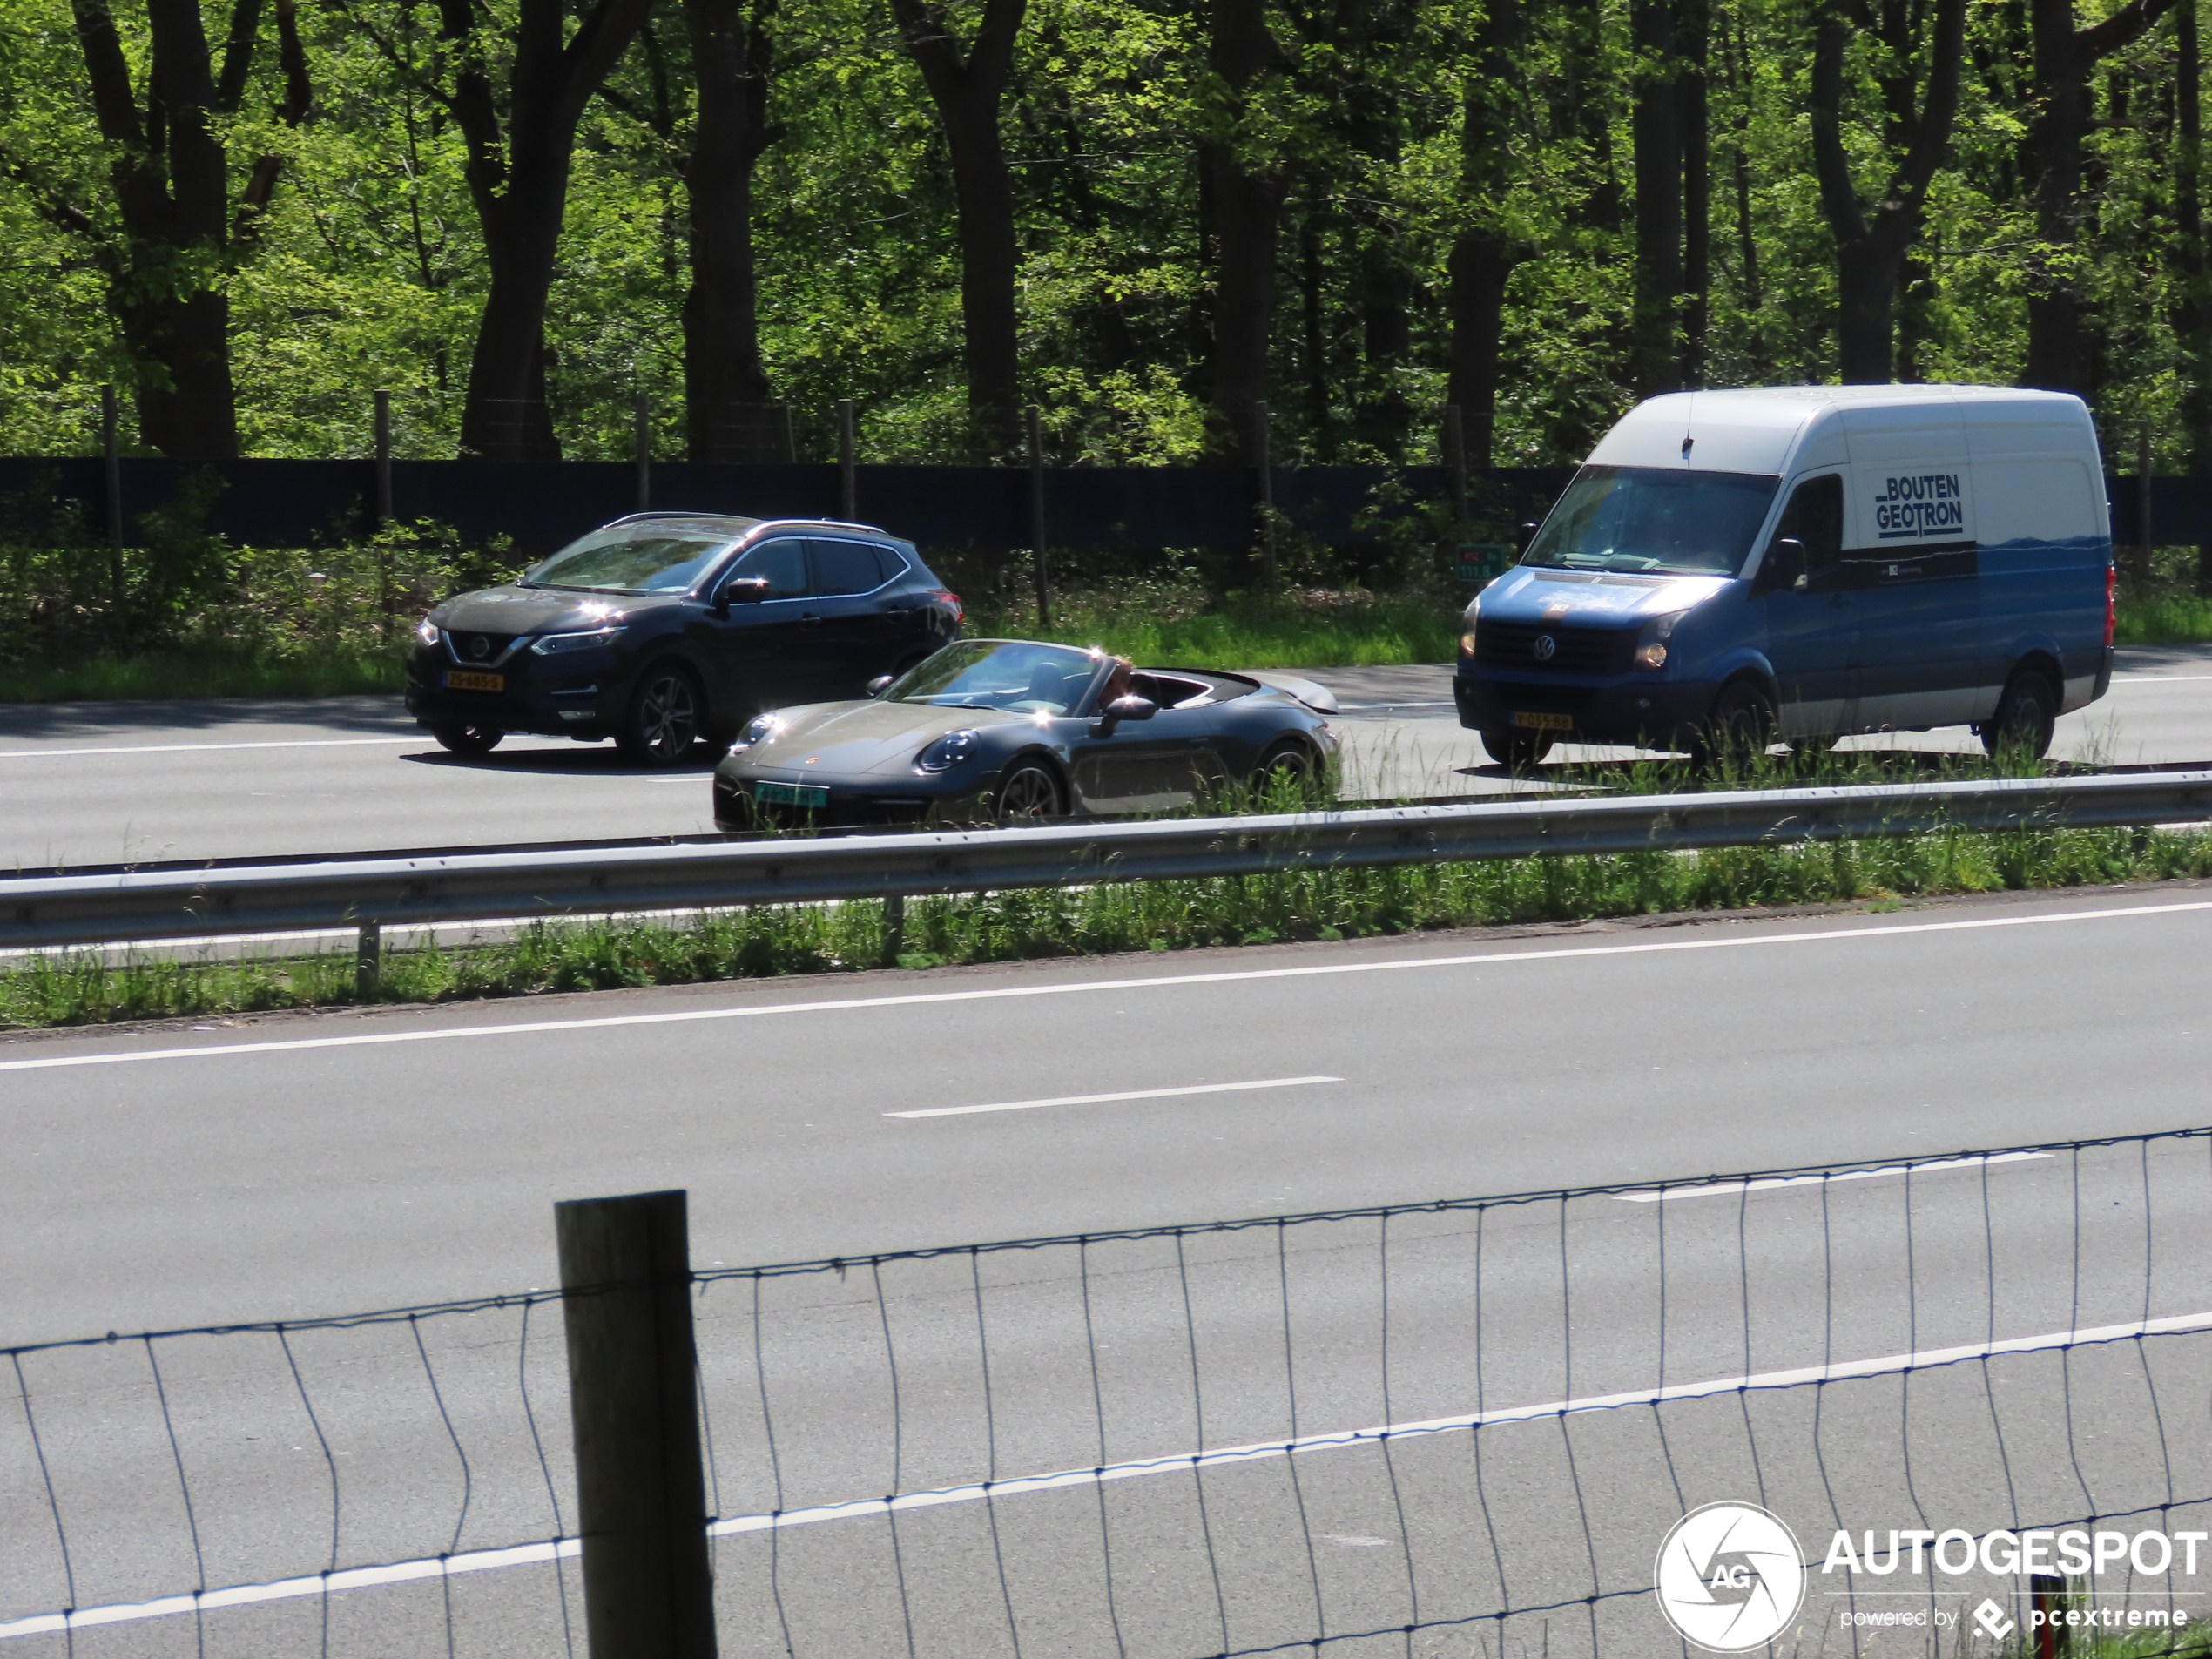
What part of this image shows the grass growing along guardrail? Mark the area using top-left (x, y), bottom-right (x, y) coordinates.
top-left (5, 811), bottom-right (2208, 1032)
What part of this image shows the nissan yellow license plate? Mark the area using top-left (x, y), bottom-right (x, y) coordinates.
top-left (753, 780), bottom-right (829, 807)
top-left (445, 670), bottom-right (503, 693)
top-left (1513, 710), bottom-right (1573, 732)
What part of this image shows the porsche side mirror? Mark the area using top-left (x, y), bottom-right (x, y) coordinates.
top-left (1091, 694), bottom-right (1157, 735)
top-left (715, 576), bottom-right (771, 614)
top-left (1757, 537), bottom-right (1807, 595)
top-left (866, 674), bottom-right (894, 698)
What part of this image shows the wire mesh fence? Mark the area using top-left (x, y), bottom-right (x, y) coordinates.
top-left (8, 1126), bottom-right (2212, 1655)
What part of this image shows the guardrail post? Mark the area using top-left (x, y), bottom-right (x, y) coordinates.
top-left (882, 892), bottom-right (907, 964)
top-left (556, 1190), bottom-right (718, 1659)
top-left (1026, 403), bottom-right (1050, 630)
top-left (354, 921), bottom-right (381, 1000)
top-left (837, 398), bottom-right (858, 521)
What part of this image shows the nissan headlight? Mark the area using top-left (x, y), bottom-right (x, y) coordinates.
top-left (529, 626), bottom-right (624, 656)
top-left (914, 729), bottom-right (981, 772)
top-left (1635, 610), bottom-right (1688, 671)
top-left (415, 617), bottom-right (442, 648)
top-left (732, 713), bottom-right (784, 752)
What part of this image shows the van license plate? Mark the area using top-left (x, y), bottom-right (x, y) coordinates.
top-left (445, 670), bottom-right (503, 692)
top-left (753, 780), bottom-right (829, 807)
top-left (1513, 710), bottom-right (1573, 732)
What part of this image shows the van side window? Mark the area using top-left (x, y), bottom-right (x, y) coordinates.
top-left (1774, 474), bottom-right (1844, 577)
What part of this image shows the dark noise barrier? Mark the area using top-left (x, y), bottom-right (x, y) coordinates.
top-left (0, 455), bottom-right (2204, 556)
top-left (5, 1126), bottom-right (2212, 1655)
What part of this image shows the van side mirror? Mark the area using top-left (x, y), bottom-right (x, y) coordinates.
top-left (866, 673), bottom-right (894, 698)
top-left (1091, 694), bottom-right (1157, 736)
top-left (1759, 537), bottom-right (1808, 594)
top-left (715, 576), bottom-right (771, 614)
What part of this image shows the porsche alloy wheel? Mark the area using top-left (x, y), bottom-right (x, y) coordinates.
top-left (994, 761), bottom-right (1064, 826)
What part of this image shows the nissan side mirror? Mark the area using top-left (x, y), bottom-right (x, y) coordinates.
top-left (866, 673), bottom-right (894, 698)
top-left (1091, 694), bottom-right (1157, 735)
top-left (1761, 537), bottom-right (1808, 593)
top-left (716, 576), bottom-right (771, 613)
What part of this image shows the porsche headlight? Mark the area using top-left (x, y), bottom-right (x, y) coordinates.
top-left (732, 713), bottom-right (785, 752)
top-left (529, 626), bottom-right (625, 656)
top-left (914, 729), bottom-right (981, 772)
top-left (415, 617), bottom-right (442, 648)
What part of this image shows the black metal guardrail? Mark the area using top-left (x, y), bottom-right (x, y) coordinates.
top-left (6, 769), bottom-right (2212, 953)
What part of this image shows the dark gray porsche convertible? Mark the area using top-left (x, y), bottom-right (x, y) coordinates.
top-left (711, 638), bottom-right (1339, 828)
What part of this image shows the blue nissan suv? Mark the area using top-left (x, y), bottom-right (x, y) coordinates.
top-left (405, 512), bottom-right (964, 764)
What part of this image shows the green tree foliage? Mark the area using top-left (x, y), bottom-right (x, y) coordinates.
top-left (0, 0), bottom-right (2206, 469)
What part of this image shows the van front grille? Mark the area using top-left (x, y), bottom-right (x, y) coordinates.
top-left (1474, 619), bottom-right (1635, 675)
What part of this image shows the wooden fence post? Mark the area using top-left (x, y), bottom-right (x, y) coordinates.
top-left (373, 391), bottom-right (395, 528)
top-left (837, 399), bottom-right (858, 521)
top-left (1251, 400), bottom-right (1276, 585)
top-left (556, 1189), bottom-right (718, 1659)
top-left (1026, 403), bottom-right (1050, 630)
top-left (636, 394), bottom-right (653, 513)
top-left (101, 384), bottom-right (124, 601)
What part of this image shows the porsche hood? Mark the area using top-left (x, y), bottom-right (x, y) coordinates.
top-left (738, 698), bottom-right (1038, 777)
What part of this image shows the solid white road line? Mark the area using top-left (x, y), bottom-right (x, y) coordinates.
top-left (12, 1305), bottom-right (2207, 1639)
top-left (0, 737), bottom-right (421, 759)
top-left (1614, 1150), bottom-right (2054, 1202)
top-left (5, 896), bottom-right (2210, 1076)
top-left (887, 1076), bottom-right (1341, 1118)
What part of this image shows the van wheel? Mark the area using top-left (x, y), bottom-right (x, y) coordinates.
top-left (1480, 728), bottom-right (1554, 772)
top-left (1693, 680), bottom-right (1778, 772)
top-left (1979, 668), bottom-right (2058, 759)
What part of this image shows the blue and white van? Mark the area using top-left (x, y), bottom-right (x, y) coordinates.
top-left (1453, 385), bottom-right (2117, 765)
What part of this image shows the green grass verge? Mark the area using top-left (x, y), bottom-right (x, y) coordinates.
top-left (5, 820), bottom-right (2205, 1031)
top-left (0, 643), bottom-right (404, 702)
top-left (2114, 589), bottom-right (2212, 646)
top-left (968, 590), bottom-right (1461, 667)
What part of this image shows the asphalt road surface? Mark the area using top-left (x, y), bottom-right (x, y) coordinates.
top-left (8, 644), bottom-right (2212, 869)
top-left (4, 890), bottom-right (2212, 1654)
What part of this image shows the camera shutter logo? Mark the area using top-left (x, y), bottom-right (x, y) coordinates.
top-left (1533, 633), bottom-right (1558, 662)
top-left (1654, 1501), bottom-right (1806, 1651)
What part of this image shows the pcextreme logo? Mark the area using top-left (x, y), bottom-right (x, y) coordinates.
top-left (1654, 1501), bottom-right (1808, 1652)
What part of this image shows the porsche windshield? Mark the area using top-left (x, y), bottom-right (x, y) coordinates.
top-left (889, 641), bottom-right (1103, 713)
top-left (1523, 466), bottom-right (1778, 576)
top-left (523, 523), bottom-right (755, 593)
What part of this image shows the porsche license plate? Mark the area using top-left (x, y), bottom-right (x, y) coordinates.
top-left (1512, 710), bottom-right (1573, 732)
top-left (753, 780), bottom-right (829, 807)
top-left (445, 670), bottom-right (504, 693)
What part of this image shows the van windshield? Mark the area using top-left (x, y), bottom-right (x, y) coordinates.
top-left (1523, 466), bottom-right (1778, 576)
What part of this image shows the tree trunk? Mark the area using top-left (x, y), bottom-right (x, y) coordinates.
top-left (1808, 0), bottom-right (1965, 383)
top-left (1445, 0), bottom-right (1523, 469)
top-left (1678, 0), bottom-right (1710, 388)
top-left (60, 0), bottom-right (310, 458)
top-left (1202, 0), bottom-right (1284, 465)
top-left (443, 0), bottom-right (656, 459)
top-left (892, 0), bottom-right (1027, 462)
top-left (683, 0), bottom-right (781, 462)
top-left (1630, 0), bottom-right (1683, 397)
top-left (1298, 185), bottom-right (1331, 457)
top-left (2020, 0), bottom-right (2180, 392)
top-left (2175, 0), bottom-right (2211, 475)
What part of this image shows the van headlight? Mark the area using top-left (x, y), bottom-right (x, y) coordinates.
top-left (915, 729), bottom-right (980, 772)
top-left (1635, 610), bottom-right (1689, 671)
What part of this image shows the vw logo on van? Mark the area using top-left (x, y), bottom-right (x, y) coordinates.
top-left (1533, 633), bottom-right (1558, 661)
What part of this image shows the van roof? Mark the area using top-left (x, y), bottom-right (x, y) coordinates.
top-left (1588, 384), bottom-right (2094, 475)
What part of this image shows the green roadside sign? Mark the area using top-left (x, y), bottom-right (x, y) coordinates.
top-left (1453, 543), bottom-right (1515, 583)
